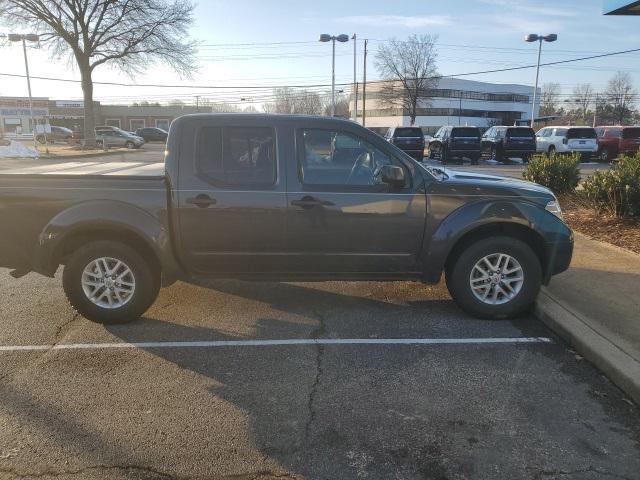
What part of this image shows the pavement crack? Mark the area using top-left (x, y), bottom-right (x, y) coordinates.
top-left (52, 312), bottom-right (80, 347)
top-left (304, 311), bottom-right (327, 444)
top-left (0, 464), bottom-right (180, 479)
top-left (537, 466), bottom-right (635, 479)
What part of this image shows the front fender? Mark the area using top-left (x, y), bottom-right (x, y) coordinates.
top-left (34, 200), bottom-right (178, 278)
top-left (422, 198), bottom-right (572, 282)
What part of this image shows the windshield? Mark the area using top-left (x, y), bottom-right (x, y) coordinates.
top-left (567, 128), bottom-right (596, 139)
top-left (394, 128), bottom-right (423, 137)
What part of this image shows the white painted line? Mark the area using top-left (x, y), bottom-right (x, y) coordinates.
top-left (0, 337), bottom-right (552, 353)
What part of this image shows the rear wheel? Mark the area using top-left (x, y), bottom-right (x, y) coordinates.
top-left (548, 145), bottom-right (556, 157)
top-left (441, 146), bottom-right (449, 164)
top-left (598, 148), bottom-right (610, 163)
top-left (446, 236), bottom-right (542, 319)
top-left (490, 146), bottom-right (503, 163)
top-left (63, 240), bottom-right (160, 324)
top-left (125, 141), bottom-right (135, 149)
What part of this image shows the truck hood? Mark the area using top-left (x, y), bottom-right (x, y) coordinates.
top-left (425, 166), bottom-right (556, 207)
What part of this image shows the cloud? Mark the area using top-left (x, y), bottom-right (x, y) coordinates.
top-left (336, 15), bottom-right (452, 28)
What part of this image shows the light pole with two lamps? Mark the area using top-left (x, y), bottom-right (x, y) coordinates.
top-left (7, 33), bottom-right (40, 150)
top-left (319, 33), bottom-right (349, 116)
top-left (525, 33), bottom-right (557, 127)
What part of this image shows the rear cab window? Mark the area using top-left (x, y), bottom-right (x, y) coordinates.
top-left (197, 126), bottom-right (276, 187)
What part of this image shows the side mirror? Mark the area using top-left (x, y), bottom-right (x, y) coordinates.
top-left (380, 165), bottom-right (405, 188)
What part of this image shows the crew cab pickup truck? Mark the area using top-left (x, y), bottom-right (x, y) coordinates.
top-left (0, 114), bottom-right (573, 323)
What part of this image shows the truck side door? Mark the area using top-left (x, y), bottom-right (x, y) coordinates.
top-left (283, 125), bottom-right (427, 274)
top-left (175, 118), bottom-right (287, 274)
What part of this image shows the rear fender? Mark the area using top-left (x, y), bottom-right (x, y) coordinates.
top-left (34, 200), bottom-right (180, 280)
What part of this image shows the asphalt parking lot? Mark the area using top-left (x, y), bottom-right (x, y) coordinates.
top-left (1, 269), bottom-right (639, 480)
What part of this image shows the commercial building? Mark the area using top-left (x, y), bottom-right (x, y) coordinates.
top-left (98, 104), bottom-right (207, 132)
top-left (351, 78), bottom-right (539, 135)
top-left (0, 96), bottom-right (208, 136)
top-left (603, 0), bottom-right (640, 14)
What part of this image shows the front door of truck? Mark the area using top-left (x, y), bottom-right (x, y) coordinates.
top-left (284, 127), bottom-right (427, 274)
top-left (175, 119), bottom-right (287, 274)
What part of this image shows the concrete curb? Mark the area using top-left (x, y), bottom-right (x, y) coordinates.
top-left (535, 289), bottom-right (640, 405)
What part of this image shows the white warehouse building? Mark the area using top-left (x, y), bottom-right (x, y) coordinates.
top-left (351, 78), bottom-right (540, 135)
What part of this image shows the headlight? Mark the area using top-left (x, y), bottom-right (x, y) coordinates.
top-left (545, 200), bottom-right (563, 220)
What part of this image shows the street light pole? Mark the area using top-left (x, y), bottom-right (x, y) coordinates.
top-left (320, 33), bottom-right (349, 117)
top-left (352, 33), bottom-right (357, 121)
top-left (525, 33), bottom-right (557, 128)
top-left (8, 33), bottom-right (40, 151)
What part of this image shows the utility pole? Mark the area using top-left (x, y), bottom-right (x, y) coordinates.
top-left (593, 93), bottom-right (598, 128)
top-left (352, 33), bottom-right (357, 122)
top-left (8, 34), bottom-right (40, 151)
top-left (195, 95), bottom-right (200, 112)
top-left (524, 33), bottom-right (557, 127)
top-left (362, 39), bottom-right (368, 127)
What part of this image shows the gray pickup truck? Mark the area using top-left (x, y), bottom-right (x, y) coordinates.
top-left (0, 114), bottom-right (573, 323)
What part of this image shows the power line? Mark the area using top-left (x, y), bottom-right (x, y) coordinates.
top-left (1, 46), bottom-right (639, 90)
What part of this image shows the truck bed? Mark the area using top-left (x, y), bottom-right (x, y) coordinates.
top-left (0, 161), bottom-right (165, 178)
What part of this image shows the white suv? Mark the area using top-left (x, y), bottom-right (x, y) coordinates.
top-left (535, 126), bottom-right (598, 159)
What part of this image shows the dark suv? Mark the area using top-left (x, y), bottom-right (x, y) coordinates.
top-left (135, 127), bottom-right (169, 142)
top-left (428, 126), bottom-right (482, 164)
top-left (384, 127), bottom-right (425, 160)
top-left (481, 126), bottom-right (536, 163)
top-left (595, 126), bottom-right (640, 162)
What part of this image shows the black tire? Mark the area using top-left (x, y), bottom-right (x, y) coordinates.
top-left (428, 147), bottom-right (436, 160)
top-left (125, 141), bottom-right (135, 149)
top-left (63, 240), bottom-right (160, 324)
top-left (522, 154), bottom-right (531, 164)
top-left (548, 145), bottom-right (556, 157)
top-left (36, 135), bottom-right (46, 144)
top-left (445, 236), bottom-right (542, 319)
top-left (598, 148), bottom-right (610, 163)
top-left (490, 146), bottom-right (503, 163)
top-left (470, 155), bottom-right (480, 165)
top-left (441, 146), bottom-right (448, 164)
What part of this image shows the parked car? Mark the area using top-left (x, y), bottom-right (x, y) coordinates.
top-left (35, 125), bottom-right (74, 144)
top-left (384, 126), bottom-right (425, 160)
top-left (595, 126), bottom-right (640, 162)
top-left (0, 114), bottom-right (573, 323)
top-left (136, 127), bottom-right (169, 142)
top-left (428, 126), bottom-right (482, 164)
top-left (535, 126), bottom-right (598, 160)
top-left (95, 126), bottom-right (145, 149)
top-left (481, 126), bottom-right (536, 163)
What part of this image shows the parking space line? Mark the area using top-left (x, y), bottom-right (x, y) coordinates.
top-left (0, 337), bottom-right (552, 352)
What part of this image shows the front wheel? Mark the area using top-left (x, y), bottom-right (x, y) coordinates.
top-left (63, 241), bottom-right (160, 324)
top-left (446, 236), bottom-right (542, 319)
top-left (125, 141), bottom-right (135, 149)
top-left (598, 148), bottom-right (610, 163)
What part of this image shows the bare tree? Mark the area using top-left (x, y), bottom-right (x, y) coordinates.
top-left (323, 93), bottom-right (350, 117)
top-left (605, 71), bottom-right (637, 124)
top-left (568, 83), bottom-right (594, 121)
top-left (0, 0), bottom-right (197, 146)
top-left (539, 82), bottom-right (561, 116)
top-left (374, 34), bottom-right (438, 125)
top-left (263, 88), bottom-right (324, 115)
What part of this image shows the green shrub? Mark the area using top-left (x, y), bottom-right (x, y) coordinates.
top-left (523, 153), bottom-right (580, 194)
top-left (581, 153), bottom-right (640, 217)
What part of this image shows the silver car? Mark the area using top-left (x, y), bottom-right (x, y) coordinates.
top-left (95, 127), bottom-right (145, 149)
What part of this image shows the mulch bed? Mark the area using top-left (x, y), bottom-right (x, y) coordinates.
top-left (559, 194), bottom-right (640, 255)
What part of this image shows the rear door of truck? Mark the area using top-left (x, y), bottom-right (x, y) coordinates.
top-left (173, 116), bottom-right (287, 274)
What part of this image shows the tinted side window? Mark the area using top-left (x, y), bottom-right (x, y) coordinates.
top-left (554, 128), bottom-right (568, 137)
top-left (197, 126), bottom-right (276, 186)
top-left (299, 129), bottom-right (399, 187)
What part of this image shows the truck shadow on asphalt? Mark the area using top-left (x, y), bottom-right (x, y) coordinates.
top-left (103, 280), bottom-right (593, 478)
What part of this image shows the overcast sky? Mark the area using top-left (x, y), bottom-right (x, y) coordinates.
top-left (1, 0), bottom-right (639, 106)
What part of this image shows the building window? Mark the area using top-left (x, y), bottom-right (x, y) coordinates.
top-left (155, 119), bottom-right (170, 131)
top-left (130, 119), bottom-right (145, 131)
top-left (105, 119), bottom-right (121, 128)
